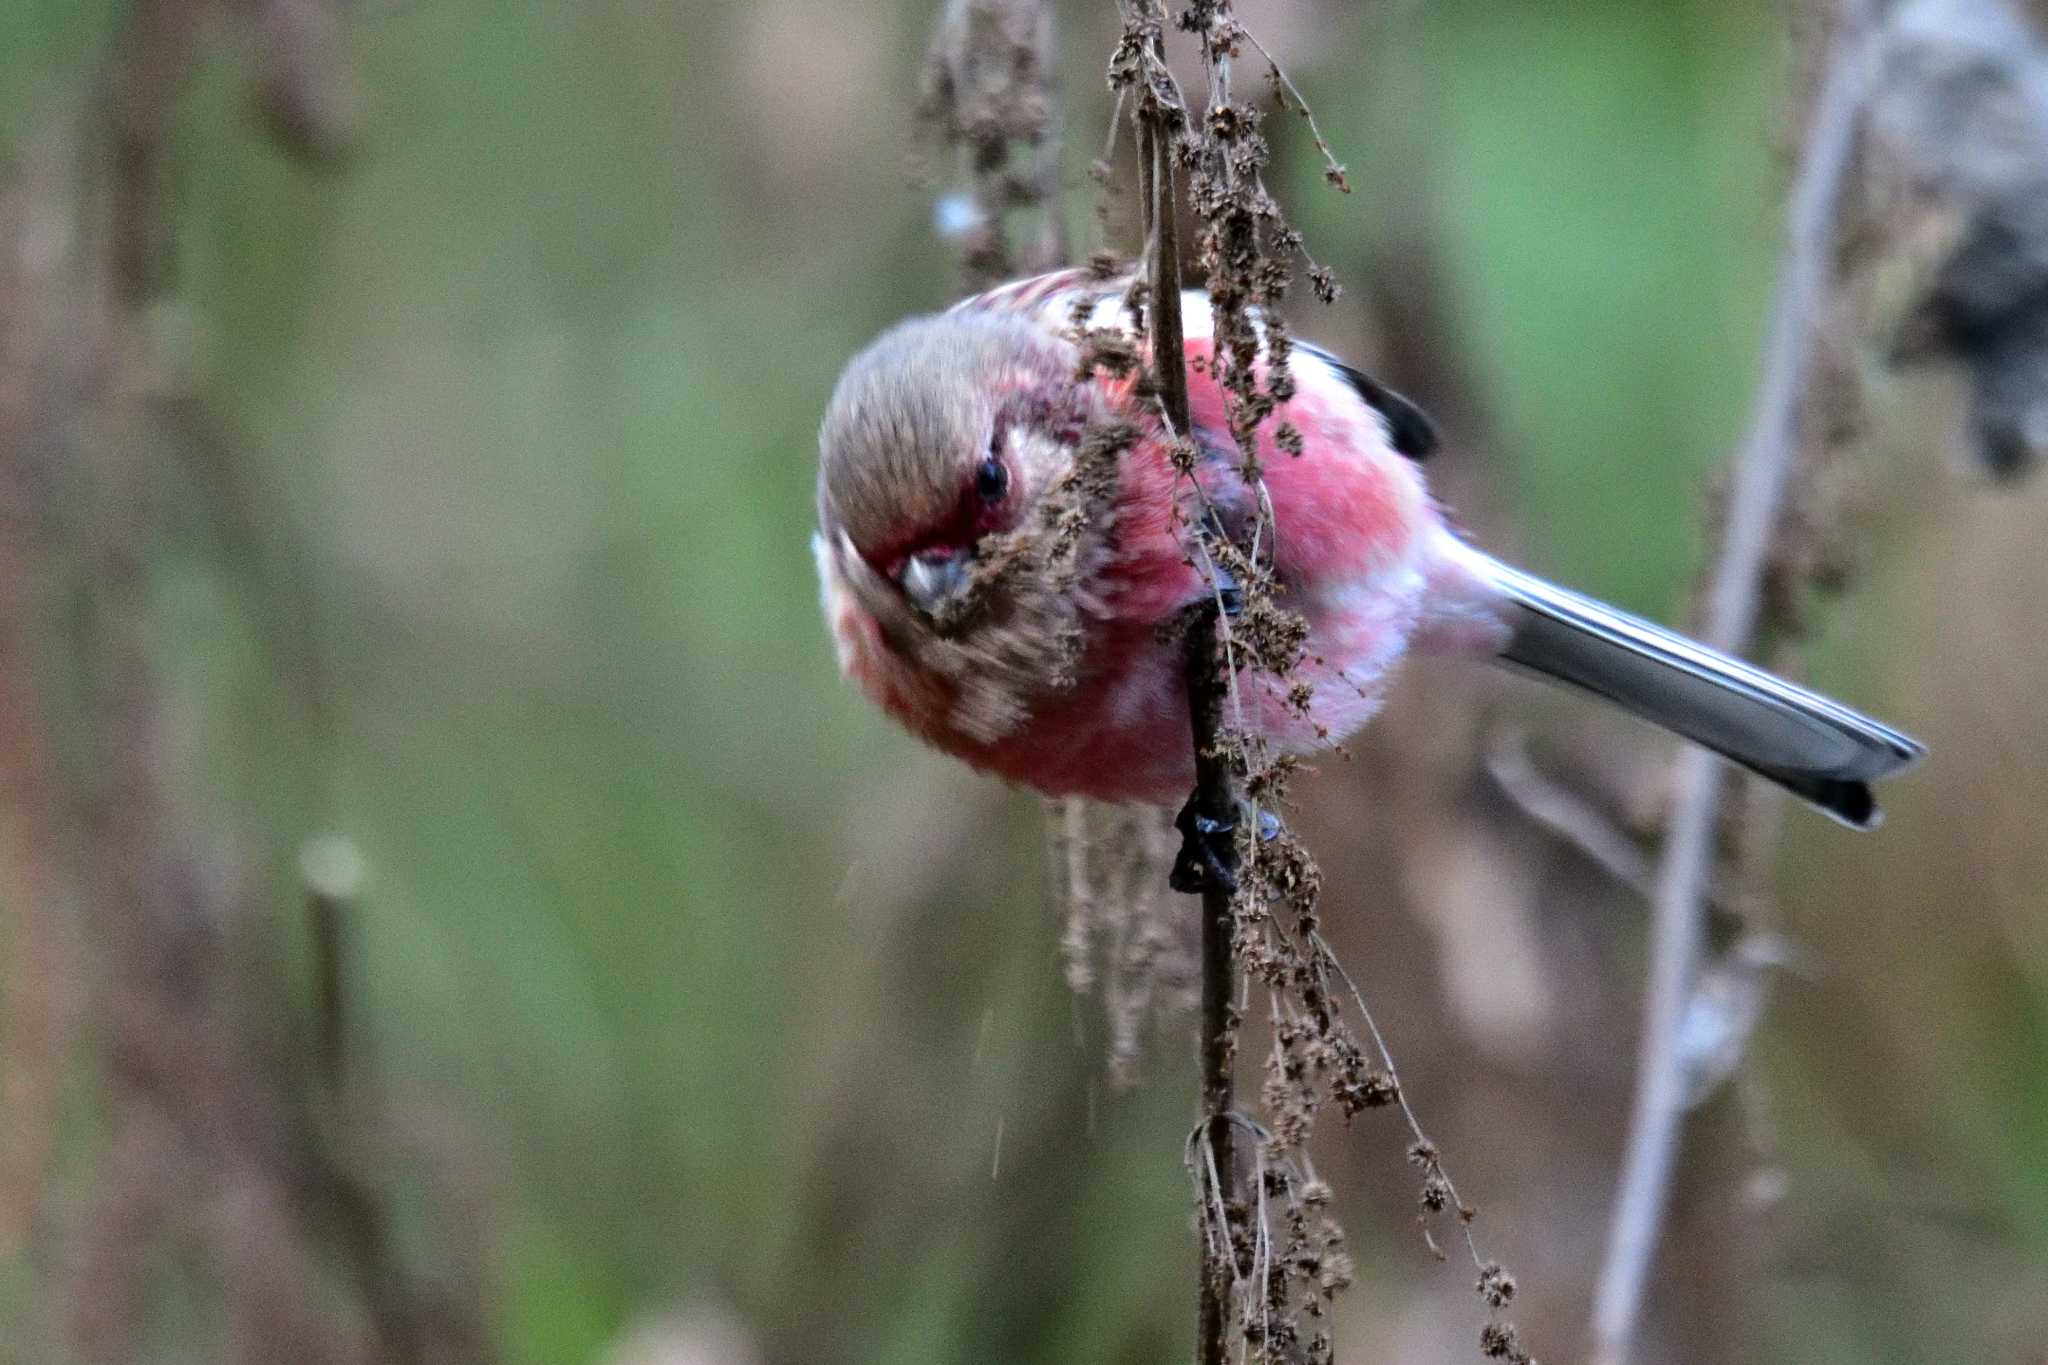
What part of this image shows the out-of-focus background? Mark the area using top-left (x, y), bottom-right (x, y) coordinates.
top-left (1, 1), bottom-right (2044, 1362)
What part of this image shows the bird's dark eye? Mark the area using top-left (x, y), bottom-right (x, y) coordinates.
top-left (975, 454), bottom-right (1009, 503)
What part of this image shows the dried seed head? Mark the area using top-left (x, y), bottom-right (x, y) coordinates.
top-left (1477, 1263), bottom-right (1516, 1308)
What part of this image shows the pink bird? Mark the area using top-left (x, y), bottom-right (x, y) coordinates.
top-left (814, 268), bottom-right (1921, 828)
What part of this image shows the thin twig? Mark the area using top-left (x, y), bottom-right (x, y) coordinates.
top-left (1590, 6), bottom-right (1880, 1359)
top-left (1238, 28), bottom-right (1348, 194)
top-left (1485, 732), bottom-right (1656, 896)
top-left (308, 888), bottom-right (347, 1093)
top-left (1309, 933), bottom-right (1489, 1272)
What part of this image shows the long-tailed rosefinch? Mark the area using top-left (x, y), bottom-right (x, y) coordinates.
top-left (814, 269), bottom-right (1922, 826)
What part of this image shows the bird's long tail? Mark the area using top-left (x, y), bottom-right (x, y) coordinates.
top-left (1432, 540), bottom-right (1923, 828)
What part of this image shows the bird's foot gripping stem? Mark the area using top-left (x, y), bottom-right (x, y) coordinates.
top-left (1170, 797), bottom-right (1281, 895)
top-left (1170, 796), bottom-right (1235, 895)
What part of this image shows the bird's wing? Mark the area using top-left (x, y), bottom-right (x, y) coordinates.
top-left (1294, 342), bottom-right (1438, 461)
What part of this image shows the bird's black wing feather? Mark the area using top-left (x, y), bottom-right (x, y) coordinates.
top-left (1296, 342), bottom-right (1438, 461)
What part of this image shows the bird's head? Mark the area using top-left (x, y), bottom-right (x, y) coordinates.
top-left (815, 309), bottom-right (1115, 741)
top-left (817, 310), bottom-right (1093, 621)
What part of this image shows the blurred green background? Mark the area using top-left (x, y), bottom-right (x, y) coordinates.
top-left (2, 1), bottom-right (2043, 1362)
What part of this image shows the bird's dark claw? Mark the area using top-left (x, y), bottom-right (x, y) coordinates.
top-left (1171, 793), bottom-right (1239, 895)
top-left (1214, 573), bottom-right (1243, 619)
top-left (1169, 799), bottom-right (1283, 894)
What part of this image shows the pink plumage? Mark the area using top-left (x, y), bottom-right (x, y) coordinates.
top-left (815, 270), bottom-right (1920, 824)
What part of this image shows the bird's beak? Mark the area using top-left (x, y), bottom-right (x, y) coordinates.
top-left (897, 549), bottom-right (968, 614)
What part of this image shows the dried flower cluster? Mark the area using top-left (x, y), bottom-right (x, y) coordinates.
top-left (1099, 3), bottom-right (1531, 1361)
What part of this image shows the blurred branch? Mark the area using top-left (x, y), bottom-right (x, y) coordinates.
top-left (1485, 730), bottom-right (1660, 903)
top-left (0, 2), bottom-right (478, 1359)
top-left (0, 112), bottom-right (82, 1274)
top-left (246, 0), bottom-right (363, 166)
top-left (1591, 4), bottom-right (1882, 1359)
top-left (1867, 0), bottom-right (2048, 483)
top-left (297, 836), bottom-right (457, 1365)
top-left (106, 0), bottom-right (205, 300)
top-left (918, 0), bottom-right (1063, 291)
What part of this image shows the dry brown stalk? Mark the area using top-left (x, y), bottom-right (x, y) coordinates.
top-left (1591, 3), bottom-right (1883, 1359)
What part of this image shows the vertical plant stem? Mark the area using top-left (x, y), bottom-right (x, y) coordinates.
top-left (309, 886), bottom-right (347, 1093)
top-left (1147, 119), bottom-right (1190, 441)
top-left (1187, 605), bottom-right (1238, 1365)
top-left (1147, 102), bottom-right (1237, 1365)
top-left (1590, 6), bottom-right (1878, 1359)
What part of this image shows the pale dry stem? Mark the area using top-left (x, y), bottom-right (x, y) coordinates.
top-left (1591, 4), bottom-right (1883, 1359)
